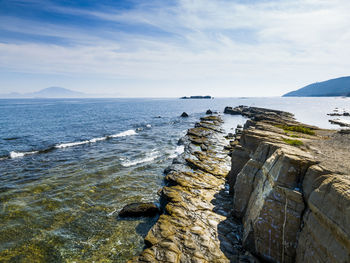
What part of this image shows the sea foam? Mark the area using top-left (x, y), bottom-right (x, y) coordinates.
top-left (10, 151), bottom-right (38, 158)
top-left (56, 129), bottom-right (137, 148)
top-left (168, 145), bottom-right (185, 159)
top-left (55, 140), bottom-right (90, 149)
top-left (109, 129), bottom-right (137, 138)
top-left (121, 150), bottom-right (160, 167)
top-left (3, 129), bottom-right (138, 160)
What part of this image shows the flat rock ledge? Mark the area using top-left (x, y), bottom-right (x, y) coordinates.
top-left (129, 115), bottom-right (258, 263)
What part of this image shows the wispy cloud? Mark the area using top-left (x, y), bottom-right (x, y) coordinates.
top-left (0, 0), bottom-right (350, 96)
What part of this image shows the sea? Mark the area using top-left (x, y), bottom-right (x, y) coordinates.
top-left (0, 97), bottom-right (349, 262)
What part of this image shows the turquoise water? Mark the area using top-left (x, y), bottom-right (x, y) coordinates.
top-left (0, 97), bottom-right (349, 262)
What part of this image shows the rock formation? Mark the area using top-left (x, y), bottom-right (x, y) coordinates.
top-left (119, 202), bottom-right (160, 217)
top-left (329, 119), bottom-right (350, 127)
top-left (226, 106), bottom-right (350, 263)
top-left (180, 112), bottom-right (189, 118)
top-left (129, 115), bottom-right (257, 262)
top-left (129, 105), bottom-right (350, 263)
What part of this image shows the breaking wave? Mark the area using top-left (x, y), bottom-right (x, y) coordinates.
top-left (121, 150), bottom-right (160, 167)
top-left (109, 129), bottom-right (137, 138)
top-left (10, 151), bottom-right (39, 158)
top-left (4, 129), bottom-right (137, 159)
top-left (168, 145), bottom-right (185, 159)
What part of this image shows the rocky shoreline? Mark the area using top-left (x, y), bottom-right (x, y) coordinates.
top-left (129, 114), bottom-right (257, 262)
top-left (129, 106), bottom-right (350, 263)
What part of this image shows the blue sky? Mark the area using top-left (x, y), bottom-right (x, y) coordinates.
top-left (0, 0), bottom-right (350, 97)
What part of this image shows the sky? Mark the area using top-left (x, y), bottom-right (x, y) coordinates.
top-left (0, 0), bottom-right (350, 97)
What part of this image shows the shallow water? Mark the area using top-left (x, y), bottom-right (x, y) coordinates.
top-left (0, 97), bottom-right (349, 262)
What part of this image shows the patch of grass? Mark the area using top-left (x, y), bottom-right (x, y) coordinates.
top-left (289, 134), bottom-right (300, 138)
top-left (276, 124), bottom-right (315, 135)
top-left (283, 138), bottom-right (303, 146)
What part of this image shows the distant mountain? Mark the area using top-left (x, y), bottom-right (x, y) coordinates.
top-left (283, 76), bottom-right (350, 97)
top-left (29, 87), bottom-right (85, 98)
top-left (0, 87), bottom-right (86, 98)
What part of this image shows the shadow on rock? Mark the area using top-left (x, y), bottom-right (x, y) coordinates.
top-left (135, 215), bottom-right (160, 239)
top-left (212, 187), bottom-right (259, 263)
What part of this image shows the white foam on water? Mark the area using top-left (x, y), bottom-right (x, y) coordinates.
top-left (107, 209), bottom-right (117, 217)
top-left (55, 140), bottom-right (90, 149)
top-left (168, 145), bottom-right (185, 159)
top-left (5, 129), bottom-right (138, 159)
top-left (109, 129), bottom-right (137, 138)
top-left (10, 150), bottom-right (38, 158)
top-left (89, 137), bottom-right (106, 143)
top-left (121, 150), bottom-right (160, 167)
top-left (55, 129), bottom-right (137, 149)
top-left (146, 124), bottom-right (152, 128)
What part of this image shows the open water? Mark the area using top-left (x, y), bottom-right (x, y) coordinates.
top-left (0, 97), bottom-right (349, 262)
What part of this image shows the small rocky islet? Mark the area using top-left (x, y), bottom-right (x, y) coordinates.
top-left (126, 106), bottom-right (350, 263)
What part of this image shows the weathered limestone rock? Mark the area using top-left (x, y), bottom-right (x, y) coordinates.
top-left (129, 115), bottom-right (257, 263)
top-left (297, 172), bottom-right (350, 263)
top-left (129, 105), bottom-right (350, 263)
top-left (226, 105), bottom-right (350, 263)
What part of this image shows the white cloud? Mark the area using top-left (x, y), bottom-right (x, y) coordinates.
top-left (1, 0), bottom-right (350, 96)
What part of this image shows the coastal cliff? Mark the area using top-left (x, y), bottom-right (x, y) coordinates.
top-left (226, 106), bottom-right (350, 263)
top-left (130, 106), bottom-right (350, 263)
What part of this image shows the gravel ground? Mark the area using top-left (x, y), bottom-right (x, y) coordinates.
top-left (309, 129), bottom-right (350, 175)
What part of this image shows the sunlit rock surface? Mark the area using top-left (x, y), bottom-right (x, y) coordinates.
top-left (130, 115), bottom-right (258, 263)
top-left (131, 106), bottom-right (350, 263)
top-left (227, 106), bottom-right (350, 263)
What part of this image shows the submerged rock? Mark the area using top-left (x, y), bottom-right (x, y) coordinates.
top-left (119, 202), bottom-right (160, 217)
top-left (180, 112), bottom-right (189, 118)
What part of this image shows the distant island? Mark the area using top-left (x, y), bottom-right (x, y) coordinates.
top-left (0, 87), bottom-right (86, 98)
top-left (283, 76), bottom-right (350, 97)
top-left (180, 96), bottom-right (213, 99)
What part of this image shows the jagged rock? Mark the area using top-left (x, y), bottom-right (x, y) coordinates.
top-left (119, 202), bottom-right (160, 217)
top-left (206, 109), bottom-right (213, 114)
top-left (129, 105), bottom-right (350, 263)
top-left (240, 145), bottom-right (314, 262)
top-left (329, 119), bottom-right (350, 127)
top-left (227, 105), bottom-right (350, 263)
top-left (296, 170), bottom-right (350, 262)
top-left (339, 129), bottom-right (350, 134)
top-left (129, 115), bottom-right (257, 263)
top-left (224, 106), bottom-right (242, 115)
top-left (180, 112), bottom-right (189, 117)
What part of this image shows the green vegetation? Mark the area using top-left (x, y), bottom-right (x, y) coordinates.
top-left (283, 138), bottom-right (304, 146)
top-left (289, 134), bottom-right (300, 138)
top-left (276, 124), bottom-right (315, 135)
